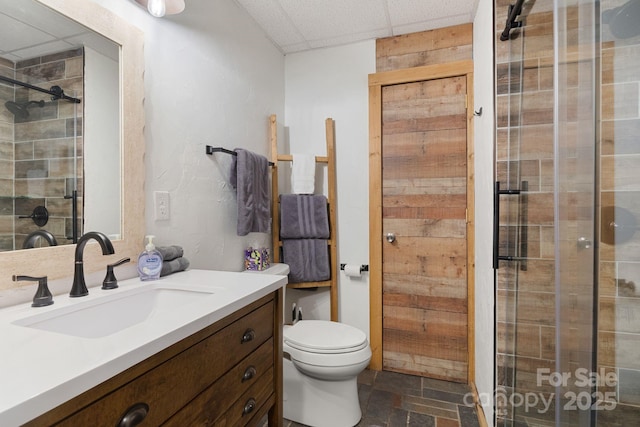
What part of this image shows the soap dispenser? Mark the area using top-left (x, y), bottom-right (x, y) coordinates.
top-left (137, 235), bottom-right (163, 281)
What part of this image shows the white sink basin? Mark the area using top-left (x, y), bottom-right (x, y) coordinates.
top-left (12, 284), bottom-right (217, 339)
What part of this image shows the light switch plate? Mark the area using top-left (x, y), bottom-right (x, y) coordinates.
top-left (154, 191), bottom-right (170, 221)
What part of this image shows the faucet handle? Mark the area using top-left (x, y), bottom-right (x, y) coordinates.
top-left (13, 275), bottom-right (53, 307)
top-left (102, 258), bottom-right (131, 290)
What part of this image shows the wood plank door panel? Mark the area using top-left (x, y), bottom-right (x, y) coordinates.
top-left (381, 76), bottom-right (468, 382)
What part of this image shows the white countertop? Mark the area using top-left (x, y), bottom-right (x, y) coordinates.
top-left (0, 269), bottom-right (287, 426)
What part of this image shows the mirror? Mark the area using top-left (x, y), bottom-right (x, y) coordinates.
top-left (0, 0), bottom-right (144, 290)
top-left (0, 0), bottom-right (121, 251)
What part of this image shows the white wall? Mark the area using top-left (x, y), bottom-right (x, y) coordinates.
top-left (284, 41), bottom-right (375, 336)
top-left (473, 0), bottom-right (496, 424)
top-left (91, 0), bottom-right (285, 271)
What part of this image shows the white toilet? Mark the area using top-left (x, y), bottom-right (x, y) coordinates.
top-left (246, 263), bottom-right (372, 427)
top-left (283, 319), bottom-right (372, 427)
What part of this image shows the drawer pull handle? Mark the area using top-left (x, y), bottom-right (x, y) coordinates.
top-left (242, 366), bottom-right (257, 382)
top-left (117, 402), bottom-right (149, 427)
top-left (242, 398), bottom-right (257, 416)
top-left (241, 328), bottom-right (255, 344)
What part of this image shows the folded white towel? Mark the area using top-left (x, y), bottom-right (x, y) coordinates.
top-left (291, 153), bottom-right (316, 194)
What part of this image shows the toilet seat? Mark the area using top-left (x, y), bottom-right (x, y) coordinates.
top-left (283, 320), bottom-right (372, 370)
top-left (284, 320), bottom-right (368, 354)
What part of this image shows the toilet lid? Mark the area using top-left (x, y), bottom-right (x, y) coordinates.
top-left (284, 320), bottom-right (368, 354)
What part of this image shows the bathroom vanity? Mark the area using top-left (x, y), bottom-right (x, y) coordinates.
top-left (0, 270), bottom-right (286, 426)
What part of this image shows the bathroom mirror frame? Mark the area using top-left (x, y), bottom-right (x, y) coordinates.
top-left (0, 0), bottom-right (145, 290)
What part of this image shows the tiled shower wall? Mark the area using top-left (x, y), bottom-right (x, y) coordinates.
top-left (0, 48), bottom-right (83, 251)
top-left (597, 5), bottom-right (640, 422)
top-left (495, 0), bottom-right (640, 424)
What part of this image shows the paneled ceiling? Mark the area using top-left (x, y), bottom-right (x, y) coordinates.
top-left (1, 1), bottom-right (480, 60)
top-left (235, 0), bottom-right (479, 54)
top-left (0, 0), bottom-right (117, 62)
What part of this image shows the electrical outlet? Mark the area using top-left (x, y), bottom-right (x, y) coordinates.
top-left (154, 191), bottom-right (170, 221)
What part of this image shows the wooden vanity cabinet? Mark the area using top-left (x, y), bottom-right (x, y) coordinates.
top-left (25, 290), bottom-right (283, 427)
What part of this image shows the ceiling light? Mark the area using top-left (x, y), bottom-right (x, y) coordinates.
top-left (133, 0), bottom-right (185, 17)
top-left (147, 0), bottom-right (166, 17)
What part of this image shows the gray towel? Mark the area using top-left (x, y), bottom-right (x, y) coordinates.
top-left (156, 245), bottom-right (183, 262)
top-left (282, 239), bottom-right (330, 283)
top-left (160, 257), bottom-right (190, 277)
top-left (230, 148), bottom-right (270, 236)
top-left (280, 194), bottom-right (330, 239)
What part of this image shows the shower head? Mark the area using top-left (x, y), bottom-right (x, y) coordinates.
top-left (4, 101), bottom-right (27, 119)
top-left (603, 0), bottom-right (640, 39)
top-left (4, 100), bottom-right (45, 119)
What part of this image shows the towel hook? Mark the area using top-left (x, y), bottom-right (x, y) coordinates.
top-left (474, 107), bottom-right (483, 116)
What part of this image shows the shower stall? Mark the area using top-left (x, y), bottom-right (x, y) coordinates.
top-left (494, 0), bottom-right (640, 425)
top-left (0, 48), bottom-right (83, 251)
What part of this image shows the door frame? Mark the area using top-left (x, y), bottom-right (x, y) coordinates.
top-left (368, 60), bottom-right (476, 383)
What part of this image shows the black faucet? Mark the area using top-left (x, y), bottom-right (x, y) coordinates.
top-left (70, 231), bottom-right (115, 297)
top-left (13, 275), bottom-right (53, 307)
top-left (22, 230), bottom-right (58, 249)
top-left (102, 257), bottom-right (131, 290)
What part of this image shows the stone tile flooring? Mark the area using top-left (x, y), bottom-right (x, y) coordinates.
top-left (280, 369), bottom-right (482, 427)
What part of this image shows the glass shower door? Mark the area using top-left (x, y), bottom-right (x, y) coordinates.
top-left (554, 0), bottom-right (597, 425)
top-left (496, 0), bottom-right (640, 425)
top-left (495, 0), bottom-right (563, 424)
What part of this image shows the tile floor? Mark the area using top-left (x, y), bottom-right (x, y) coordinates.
top-left (278, 369), bottom-right (482, 427)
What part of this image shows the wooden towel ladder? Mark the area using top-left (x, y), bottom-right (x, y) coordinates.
top-left (269, 114), bottom-right (338, 321)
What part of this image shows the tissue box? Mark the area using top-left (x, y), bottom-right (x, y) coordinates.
top-left (245, 247), bottom-right (270, 271)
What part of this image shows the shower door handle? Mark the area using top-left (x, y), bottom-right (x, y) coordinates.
top-left (493, 181), bottom-right (528, 269)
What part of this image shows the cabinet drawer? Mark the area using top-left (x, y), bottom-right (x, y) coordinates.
top-left (58, 300), bottom-right (274, 426)
top-left (212, 372), bottom-right (275, 427)
top-left (165, 338), bottom-right (274, 426)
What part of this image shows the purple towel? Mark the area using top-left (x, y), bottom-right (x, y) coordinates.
top-left (280, 194), bottom-right (330, 239)
top-left (282, 239), bottom-right (330, 283)
top-left (230, 148), bottom-right (270, 236)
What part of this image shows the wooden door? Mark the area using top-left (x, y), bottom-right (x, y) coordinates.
top-left (381, 75), bottom-right (469, 382)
